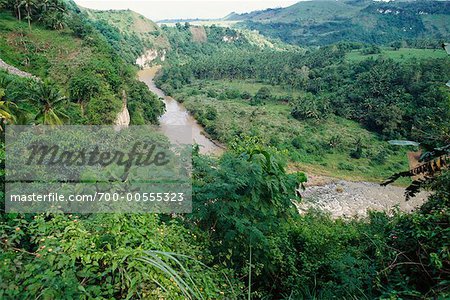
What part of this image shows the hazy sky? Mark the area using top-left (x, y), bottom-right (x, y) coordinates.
top-left (74, 1), bottom-right (299, 21)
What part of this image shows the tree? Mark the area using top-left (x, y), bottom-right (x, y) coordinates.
top-left (67, 14), bottom-right (94, 38)
top-left (69, 73), bottom-right (102, 115)
top-left (126, 81), bottom-right (164, 124)
top-left (18, 0), bottom-right (37, 30)
top-left (11, 0), bottom-right (22, 21)
top-left (251, 87), bottom-right (271, 106)
top-left (29, 81), bottom-right (68, 125)
top-left (291, 93), bottom-right (329, 120)
top-left (85, 93), bottom-right (122, 125)
top-left (39, 0), bottom-right (68, 29)
top-left (189, 136), bottom-right (307, 295)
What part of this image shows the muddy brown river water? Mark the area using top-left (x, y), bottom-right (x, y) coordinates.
top-left (138, 66), bottom-right (223, 155)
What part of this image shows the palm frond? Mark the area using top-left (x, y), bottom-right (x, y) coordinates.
top-left (137, 250), bottom-right (205, 300)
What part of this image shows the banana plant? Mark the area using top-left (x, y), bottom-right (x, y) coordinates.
top-left (0, 88), bottom-right (17, 131)
top-left (382, 43), bottom-right (450, 199)
top-left (382, 142), bottom-right (449, 200)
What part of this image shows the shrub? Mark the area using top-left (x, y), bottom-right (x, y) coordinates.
top-left (350, 138), bottom-right (363, 159)
top-left (240, 91), bottom-right (252, 100)
top-left (371, 149), bottom-right (388, 165)
top-left (225, 88), bottom-right (241, 99)
top-left (85, 93), bottom-right (122, 125)
top-left (0, 214), bottom-right (240, 299)
top-left (291, 136), bottom-right (303, 149)
top-left (338, 161), bottom-right (355, 171)
top-left (250, 87), bottom-right (272, 106)
top-left (291, 93), bottom-right (329, 120)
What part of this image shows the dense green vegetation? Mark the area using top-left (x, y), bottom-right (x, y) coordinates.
top-left (153, 25), bottom-right (449, 297)
top-left (158, 41), bottom-right (449, 143)
top-left (0, 1), bottom-right (163, 126)
top-left (171, 81), bottom-right (413, 181)
top-left (2, 142), bottom-right (449, 298)
top-left (0, 1), bottom-right (449, 299)
top-left (82, 9), bottom-right (169, 64)
top-left (155, 36), bottom-right (449, 180)
top-left (229, 0), bottom-right (450, 47)
top-left (161, 22), bottom-right (285, 64)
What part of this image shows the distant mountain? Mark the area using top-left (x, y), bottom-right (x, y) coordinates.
top-left (157, 18), bottom-right (220, 23)
top-left (226, 0), bottom-right (450, 46)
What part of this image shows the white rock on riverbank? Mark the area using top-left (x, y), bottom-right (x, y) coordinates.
top-left (296, 176), bottom-right (429, 218)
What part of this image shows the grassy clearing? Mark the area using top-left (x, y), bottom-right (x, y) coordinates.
top-left (174, 79), bottom-right (413, 182)
top-left (346, 47), bottom-right (448, 62)
top-left (203, 79), bottom-right (303, 98)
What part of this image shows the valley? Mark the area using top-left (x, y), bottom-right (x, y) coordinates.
top-left (0, 0), bottom-right (449, 299)
top-left (136, 59), bottom-right (428, 217)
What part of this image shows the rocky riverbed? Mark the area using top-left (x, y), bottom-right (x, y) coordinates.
top-left (296, 175), bottom-right (429, 218)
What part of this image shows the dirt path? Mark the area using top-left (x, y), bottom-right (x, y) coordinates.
top-left (296, 174), bottom-right (429, 218)
top-left (0, 58), bottom-right (39, 80)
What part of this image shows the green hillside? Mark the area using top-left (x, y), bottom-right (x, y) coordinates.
top-left (80, 8), bottom-right (170, 63)
top-left (83, 9), bottom-right (159, 33)
top-left (0, 0), bottom-right (163, 125)
top-left (1, 1), bottom-right (449, 299)
top-left (228, 0), bottom-right (359, 23)
top-left (229, 0), bottom-right (450, 46)
top-left (346, 47), bottom-right (448, 62)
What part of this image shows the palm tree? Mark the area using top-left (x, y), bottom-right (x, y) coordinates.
top-left (13, 0), bottom-right (22, 21)
top-left (29, 81), bottom-right (68, 125)
top-left (0, 98), bottom-right (31, 130)
top-left (0, 89), bottom-right (17, 131)
top-left (40, 0), bottom-right (65, 13)
top-left (38, 0), bottom-right (67, 30)
top-left (39, 0), bottom-right (51, 12)
top-left (18, 0), bottom-right (37, 30)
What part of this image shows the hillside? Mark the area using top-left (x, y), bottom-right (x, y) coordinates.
top-left (0, 0), bottom-right (163, 126)
top-left (227, 0), bottom-right (360, 23)
top-left (80, 8), bottom-right (170, 63)
top-left (83, 9), bottom-right (159, 33)
top-left (228, 0), bottom-right (450, 46)
top-left (1, 0), bottom-right (450, 299)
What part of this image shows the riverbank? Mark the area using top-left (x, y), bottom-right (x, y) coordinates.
top-left (138, 64), bottom-right (428, 218)
top-left (297, 174), bottom-right (428, 218)
top-left (137, 66), bottom-right (224, 155)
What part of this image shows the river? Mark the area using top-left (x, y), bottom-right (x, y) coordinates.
top-left (137, 65), bottom-right (429, 218)
top-left (138, 66), bottom-right (223, 155)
